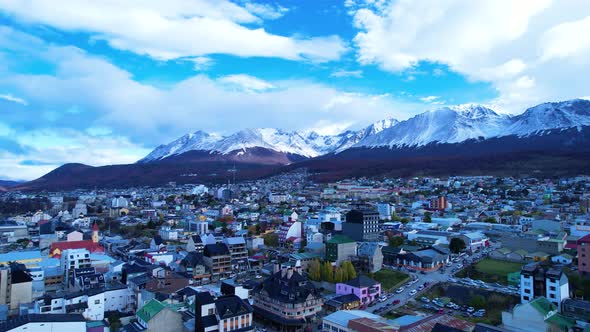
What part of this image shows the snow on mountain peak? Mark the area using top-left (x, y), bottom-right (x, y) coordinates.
top-left (139, 99), bottom-right (590, 162)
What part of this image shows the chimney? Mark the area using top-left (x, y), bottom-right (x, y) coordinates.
top-left (287, 267), bottom-right (293, 279)
top-left (281, 266), bottom-right (287, 278)
top-left (273, 263), bottom-right (280, 274)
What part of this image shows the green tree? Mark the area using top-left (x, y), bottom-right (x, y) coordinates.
top-left (449, 237), bottom-right (467, 254)
top-left (470, 295), bottom-right (486, 309)
top-left (308, 259), bottom-right (321, 281)
top-left (423, 212), bottom-right (432, 223)
top-left (342, 261), bottom-right (357, 281)
top-left (388, 236), bottom-right (404, 247)
top-left (334, 267), bottom-right (344, 283)
top-left (262, 233), bottom-right (279, 248)
top-left (321, 262), bottom-right (334, 282)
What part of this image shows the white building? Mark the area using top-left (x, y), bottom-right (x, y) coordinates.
top-left (268, 192), bottom-right (288, 204)
top-left (520, 264), bottom-right (569, 309)
top-left (1, 314), bottom-right (86, 332)
top-left (377, 203), bottom-right (394, 220)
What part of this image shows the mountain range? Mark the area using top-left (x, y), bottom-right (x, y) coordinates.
top-left (13, 99), bottom-right (590, 191)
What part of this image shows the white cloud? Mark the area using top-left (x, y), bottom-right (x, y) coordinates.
top-left (348, 0), bottom-right (590, 113)
top-left (0, 93), bottom-right (27, 105)
top-left (218, 74), bottom-right (275, 92)
top-left (330, 69), bottom-right (363, 78)
top-left (0, 0), bottom-right (346, 62)
top-left (190, 56), bottom-right (214, 71)
top-left (419, 96), bottom-right (439, 103)
top-left (0, 30), bottom-right (422, 179)
top-left (243, 1), bottom-right (289, 20)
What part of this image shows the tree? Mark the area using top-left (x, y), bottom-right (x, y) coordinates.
top-left (449, 237), bottom-right (466, 254)
top-left (334, 267), bottom-right (345, 283)
top-left (388, 236), bottom-right (404, 247)
top-left (262, 233), bottom-right (279, 248)
top-left (470, 295), bottom-right (486, 309)
top-left (423, 212), bottom-right (432, 223)
top-left (321, 262), bottom-right (333, 282)
top-left (308, 259), bottom-right (321, 281)
top-left (484, 217), bottom-right (497, 224)
top-left (342, 261), bottom-right (357, 281)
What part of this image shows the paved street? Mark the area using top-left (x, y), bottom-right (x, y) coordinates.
top-left (368, 243), bottom-right (504, 315)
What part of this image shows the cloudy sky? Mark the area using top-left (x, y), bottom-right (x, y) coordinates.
top-left (0, 0), bottom-right (589, 180)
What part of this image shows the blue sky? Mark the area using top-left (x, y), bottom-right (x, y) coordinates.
top-left (0, 0), bottom-right (589, 180)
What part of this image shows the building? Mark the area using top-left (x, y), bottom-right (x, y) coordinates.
top-left (429, 196), bottom-right (448, 211)
top-left (458, 232), bottom-right (489, 252)
top-left (578, 233), bottom-right (590, 275)
top-left (203, 244), bottom-right (232, 281)
top-left (322, 310), bottom-right (382, 332)
top-left (325, 235), bottom-right (357, 266)
top-left (382, 246), bottom-right (450, 271)
top-left (215, 295), bottom-right (254, 332)
top-left (61, 248), bottom-right (91, 286)
top-left (134, 299), bottom-right (183, 332)
top-left (335, 275), bottom-right (381, 305)
top-left (502, 297), bottom-right (574, 332)
top-left (252, 265), bottom-right (323, 330)
top-left (520, 263), bottom-right (569, 309)
top-left (377, 203), bottom-right (394, 220)
top-left (0, 314), bottom-right (86, 332)
top-left (223, 237), bottom-right (249, 274)
top-left (354, 242), bottom-right (383, 273)
top-left (342, 209), bottom-right (380, 242)
top-left (187, 234), bottom-right (205, 254)
top-left (0, 264), bottom-right (33, 315)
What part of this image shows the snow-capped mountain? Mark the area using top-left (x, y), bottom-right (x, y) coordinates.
top-left (140, 99), bottom-right (590, 163)
top-left (355, 105), bottom-right (511, 148)
top-left (507, 99), bottom-right (590, 136)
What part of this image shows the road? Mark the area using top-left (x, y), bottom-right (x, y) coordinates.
top-left (368, 244), bottom-right (503, 315)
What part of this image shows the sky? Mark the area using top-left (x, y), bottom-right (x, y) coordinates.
top-left (0, 0), bottom-right (589, 181)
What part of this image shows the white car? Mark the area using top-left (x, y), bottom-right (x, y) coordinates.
top-left (409, 290), bottom-right (417, 296)
top-left (395, 287), bottom-right (405, 294)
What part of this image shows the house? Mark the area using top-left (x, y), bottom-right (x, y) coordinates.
top-left (458, 231), bottom-right (489, 252)
top-left (502, 297), bottom-right (574, 332)
top-left (134, 299), bottom-right (183, 332)
top-left (179, 252), bottom-right (210, 285)
top-left (187, 235), bottom-right (205, 254)
top-left (354, 242), bottom-right (383, 273)
top-left (323, 294), bottom-right (361, 312)
top-left (49, 240), bottom-right (104, 258)
top-left (325, 235), bottom-right (357, 266)
top-left (335, 275), bottom-right (381, 304)
top-left (223, 237), bottom-right (249, 274)
top-left (252, 265), bottom-right (323, 330)
top-left (383, 245), bottom-right (450, 271)
top-left (551, 253), bottom-right (573, 265)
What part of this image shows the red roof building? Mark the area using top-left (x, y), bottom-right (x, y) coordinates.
top-left (49, 240), bottom-right (104, 258)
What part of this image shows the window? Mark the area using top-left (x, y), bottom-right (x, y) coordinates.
top-left (95, 300), bottom-right (100, 304)
top-left (524, 289), bottom-right (531, 294)
top-left (550, 286), bottom-right (556, 291)
top-left (550, 294), bottom-right (556, 299)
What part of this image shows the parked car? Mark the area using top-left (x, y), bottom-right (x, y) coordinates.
top-left (393, 299), bottom-right (400, 305)
top-left (467, 307), bottom-right (475, 313)
top-left (395, 287), bottom-right (404, 294)
top-left (409, 289), bottom-right (417, 296)
top-left (421, 297), bottom-right (430, 303)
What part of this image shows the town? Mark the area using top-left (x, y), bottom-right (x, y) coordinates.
top-left (0, 173), bottom-right (588, 332)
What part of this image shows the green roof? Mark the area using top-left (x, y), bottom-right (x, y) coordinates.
top-left (290, 252), bottom-right (321, 260)
top-left (546, 313), bottom-right (575, 330)
top-left (137, 299), bottom-right (166, 322)
top-left (529, 297), bottom-right (556, 316)
top-left (326, 235), bottom-right (355, 244)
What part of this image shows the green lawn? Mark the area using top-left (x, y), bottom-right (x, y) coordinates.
top-left (457, 259), bottom-right (523, 284)
top-left (372, 269), bottom-right (410, 291)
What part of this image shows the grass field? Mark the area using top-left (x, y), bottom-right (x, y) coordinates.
top-left (457, 259), bottom-right (523, 284)
top-left (372, 269), bottom-right (410, 291)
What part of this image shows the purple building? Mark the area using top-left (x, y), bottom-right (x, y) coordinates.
top-left (336, 275), bottom-right (382, 304)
